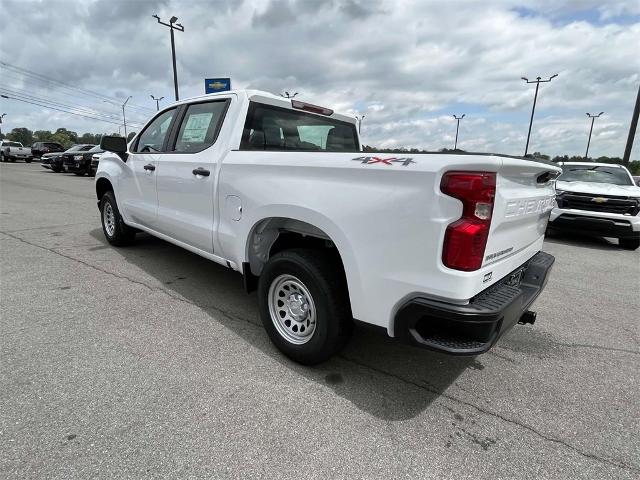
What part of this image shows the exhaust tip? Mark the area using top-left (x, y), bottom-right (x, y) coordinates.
top-left (518, 310), bottom-right (537, 325)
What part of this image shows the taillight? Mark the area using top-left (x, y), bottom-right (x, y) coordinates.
top-left (440, 172), bottom-right (496, 271)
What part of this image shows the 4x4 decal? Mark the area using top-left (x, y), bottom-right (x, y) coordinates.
top-left (352, 156), bottom-right (415, 166)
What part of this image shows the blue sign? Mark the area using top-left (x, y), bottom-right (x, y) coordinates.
top-left (205, 78), bottom-right (231, 94)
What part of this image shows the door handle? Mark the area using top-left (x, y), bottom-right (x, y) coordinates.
top-left (143, 164), bottom-right (155, 171)
top-left (192, 168), bottom-right (210, 177)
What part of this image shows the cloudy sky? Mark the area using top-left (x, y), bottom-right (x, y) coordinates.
top-left (1, 0), bottom-right (639, 157)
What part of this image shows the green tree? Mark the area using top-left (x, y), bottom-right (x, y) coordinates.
top-left (6, 127), bottom-right (33, 146)
top-left (33, 130), bottom-right (54, 142)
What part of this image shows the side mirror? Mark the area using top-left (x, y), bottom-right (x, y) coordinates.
top-left (100, 136), bottom-right (129, 162)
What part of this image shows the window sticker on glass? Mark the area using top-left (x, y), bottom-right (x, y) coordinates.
top-left (181, 112), bottom-right (214, 142)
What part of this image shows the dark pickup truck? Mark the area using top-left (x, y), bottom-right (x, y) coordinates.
top-left (63, 145), bottom-right (102, 176)
top-left (45, 144), bottom-right (94, 173)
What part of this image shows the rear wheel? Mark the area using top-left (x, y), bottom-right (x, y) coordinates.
top-left (99, 191), bottom-right (136, 246)
top-left (619, 238), bottom-right (640, 251)
top-left (258, 249), bottom-right (352, 365)
top-left (25, 158), bottom-right (32, 163)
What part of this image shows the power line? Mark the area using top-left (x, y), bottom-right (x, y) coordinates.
top-left (0, 61), bottom-right (155, 113)
top-left (0, 87), bottom-right (127, 122)
top-left (1, 94), bottom-right (143, 128)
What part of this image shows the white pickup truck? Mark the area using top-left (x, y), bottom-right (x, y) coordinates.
top-left (549, 162), bottom-right (640, 250)
top-left (0, 140), bottom-right (33, 163)
top-left (95, 90), bottom-right (560, 364)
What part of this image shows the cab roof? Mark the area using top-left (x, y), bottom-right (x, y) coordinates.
top-left (174, 89), bottom-right (357, 125)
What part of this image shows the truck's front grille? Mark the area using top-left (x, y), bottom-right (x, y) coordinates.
top-left (558, 192), bottom-right (639, 215)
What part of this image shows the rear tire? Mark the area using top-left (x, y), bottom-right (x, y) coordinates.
top-left (99, 191), bottom-right (136, 246)
top-left (25, 158), bottom-right (32, 164)
top-left (619, 238), bottom-right (640, 251)
top-left (258, 248), bottom-right (353, 365)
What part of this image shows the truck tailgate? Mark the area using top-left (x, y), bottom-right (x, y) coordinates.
top-left (484, 159), bottom-right (559, 267)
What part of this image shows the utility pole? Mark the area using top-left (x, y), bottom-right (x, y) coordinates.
top-left (355, 115), bottom-right (365, 134)
top-left (453, 114), bottom-right (465, 150)
top-left (150, 95), bottom-right (164, 111)
top-left (122, 96), bottom-right (132, 138)
top-left (522, 74), bottom-right (558, 156)
top-left (623, 84), bottom-right (640, 165)
top-left (281, 91), bottom-right (298, 99)
top-left (585, 112), bottom-right (604, 160)
top-left (153, 14), bottom-right (184, 101)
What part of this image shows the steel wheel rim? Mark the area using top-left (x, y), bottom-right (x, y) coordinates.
top-left (268, 274), bottom-right (317, 345)
top-left (103, 202), bottom-right (116, 237)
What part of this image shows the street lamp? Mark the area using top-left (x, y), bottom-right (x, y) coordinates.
top-left (153, 14), bottom-right (184, 101)
top-left (355, 115), bottom-right (365, 134)
top-left (0, 112), bottom-right (6, 135)
top-left (453, 114), bottom-right (465, 150)
top-left (150, 95), bottom-right (164, 111)
top-left (122, 96), bottom-right (132, 138)
top-left (522, 74), bottom-right (558, 156)
top-left (281, 91), bottom-right (298, 99)
top-left (585, 112), bottom-right (604, 160)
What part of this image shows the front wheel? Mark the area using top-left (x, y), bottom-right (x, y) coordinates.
top-left (99, 191), bottom-right (136, 246)
top-left (619, 237), bottom-right (640, 251)
top-left (258, 249), bottom-right (352, 365)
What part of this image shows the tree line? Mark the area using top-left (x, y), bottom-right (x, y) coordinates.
top-left (1, 127), bottom-right (637, 175)
top-left (0, 127), bottom-right (136, 149)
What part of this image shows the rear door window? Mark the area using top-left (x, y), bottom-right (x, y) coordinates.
top-left (171, 100), bottom-right (229, 153)
top-left (240, 102), bottom-right (359, 152)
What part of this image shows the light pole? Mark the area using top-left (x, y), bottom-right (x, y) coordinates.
top-left (0, 113), bottom-right (6, 136)
top-left (623, 84), bottom-right (640, 165)
top-left (585, 112), bottom-right (604, 160)
top-left (522, 74), bottom-right (558, 156)
top-left (122, 96), bottom-right (132, 139)
top-left (150, 95), bottom-right (164, 111)
top-left (453, 114), bottom-right (465, 150)
top-left (355, 115), bottom-right (365, 134)
top-left (153, 14), bottom-right (184, 101)
top-left (281, 91), bottom-right (298, 99)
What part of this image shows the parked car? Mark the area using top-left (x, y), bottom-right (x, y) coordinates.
top-left (0, 140), bottom-right (33, 162)
top-left (63, 145), bottom-right (103, 176)
top-left (90, 150), bottom-right (105, 176)
top-left (50, 144), bottom-right (94, 173)
top-left (633, 175), bottom-right (640, 187)
top-left (96, 89), bottom-right (560, 365)
top-left (40, 152), bottom-right (63, 170)
top-left (31, 141), bottom-right (64, 159)
top-left (549, 162), bottom-right (640, 250)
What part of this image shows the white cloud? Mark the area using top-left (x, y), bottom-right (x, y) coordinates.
top-left (0, 0), bottom-right (638, 158)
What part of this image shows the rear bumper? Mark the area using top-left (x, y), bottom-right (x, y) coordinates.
top-left (394, 251), bottom-right (554, 355)
top-left (549, 211), bottom-right (640, 238)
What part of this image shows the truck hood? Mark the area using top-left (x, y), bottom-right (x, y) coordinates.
top-left (556, 180), bottom-right (640, 197)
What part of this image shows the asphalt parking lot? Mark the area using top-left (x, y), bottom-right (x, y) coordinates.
top-left (1, 162), bottom-right (639, 479)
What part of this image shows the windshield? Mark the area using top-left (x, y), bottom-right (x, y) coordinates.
top-left (88, 145), bottom-right (104, 153)
top-left (559, 165), bottom-right (633, 186)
